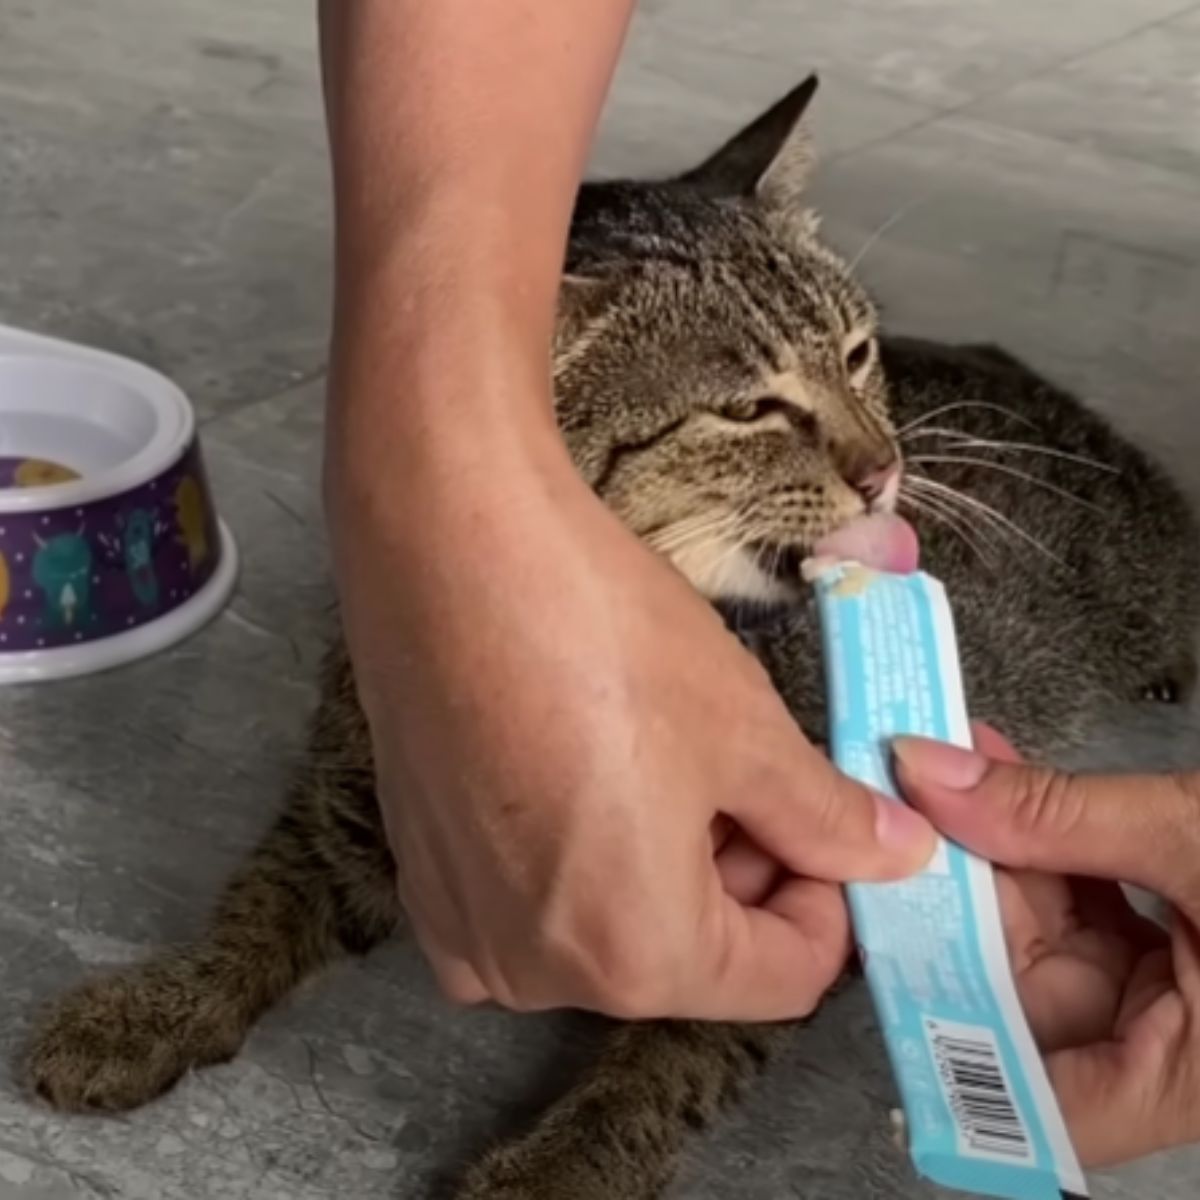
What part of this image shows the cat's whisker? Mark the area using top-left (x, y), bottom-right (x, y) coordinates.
top-left (846, 191), bottom-right (934, 272)
top-left (906, 474), bottom-right (1018, 540)
top-left (900, 425), bottom-right (975, 444)
top-left (907, 486), bottom-right (1004, 565)
top-left (765, 539), bottom-right (785, 584)
top-left (744, 538), bottom-right (783, 595)
top-left (645, 512), bottom-right (730, 549)
top-left (901, 489), bottom-right (996, 568)
top-left (646, 511), bottom-right (742, 556)
top-left (742, 536), bottom-right (765, 577)
top-left (959, 438), bottom-right (1117, 474)
top-left (652, 529), bottom-right (724, 559)
top-left (902, 429), bottom-right (1118, 474)
top-left (710, 535), bottom-right (757, 596)
top-left (907, 475), bottom-right (1004, 532)
top-left (906, 474), bottom-right (1068, 569)
top-left (908, 454), bottom-right (1105, 515)
top-left (907, 480), bottom-right (1035, 565)
top-left (643, 508), bottom-right (766, 599)
top-left (896, 400), bottom-right (1040, 438)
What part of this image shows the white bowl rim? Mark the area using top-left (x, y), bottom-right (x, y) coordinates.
top-left (0, 351), bottom-right (194, 515)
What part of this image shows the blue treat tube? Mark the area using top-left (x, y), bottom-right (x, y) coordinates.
top-left (811, 562), bottom-right (1088, 1200)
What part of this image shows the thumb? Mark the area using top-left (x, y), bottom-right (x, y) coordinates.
top-left (894, 738), bottom-right (1200, 920)
top-left (732, 737), bottom-right (936, 883)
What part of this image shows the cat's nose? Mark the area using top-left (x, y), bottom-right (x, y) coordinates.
top-left (846, 451), bottom-right (901, 510)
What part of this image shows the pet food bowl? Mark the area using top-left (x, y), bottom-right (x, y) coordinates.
top-left (0, 324), bottom-right (237, 683)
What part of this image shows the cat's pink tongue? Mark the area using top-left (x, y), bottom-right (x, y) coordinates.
top-left (812, 513), bottom-right (920, 574)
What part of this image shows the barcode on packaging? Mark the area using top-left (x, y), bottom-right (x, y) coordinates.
top-left (925, 1017), bottom-right (1033, 1163)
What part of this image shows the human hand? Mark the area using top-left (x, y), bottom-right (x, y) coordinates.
top-left (335, 420), bottom-right (935, 1022)
top-left (896, 729), bottom-right (1200, 1166)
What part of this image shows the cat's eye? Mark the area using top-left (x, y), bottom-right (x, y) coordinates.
top-left (844, 337), bottom-right (875, 379)
top-left (720, 397), bottom-right (792, 424)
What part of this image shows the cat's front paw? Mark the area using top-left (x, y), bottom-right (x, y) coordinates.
top-left (23, 962), bottom-right (244, 1113)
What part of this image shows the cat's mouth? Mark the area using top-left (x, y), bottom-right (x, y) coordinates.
top-left (750, 513), bottom-right (920, 586)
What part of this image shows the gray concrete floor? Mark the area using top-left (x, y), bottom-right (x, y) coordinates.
top-left (1, 1), bottom-right (1199, 1197)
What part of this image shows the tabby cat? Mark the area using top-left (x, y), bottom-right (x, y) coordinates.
top-left (21, 76), bottom-right (1200, 1199)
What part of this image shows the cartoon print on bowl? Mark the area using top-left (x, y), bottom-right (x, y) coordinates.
top-left (0, 438), bottom-right (224, 654)
top-left (122, 509), bottom-right (163, 609)
top-left (174, 475), bottom-right (209, 573)
top-left (32, 529), bottom-right (93, 630)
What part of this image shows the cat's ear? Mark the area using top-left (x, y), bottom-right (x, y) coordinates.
top-left (680, 74), bottom-right (819, 214)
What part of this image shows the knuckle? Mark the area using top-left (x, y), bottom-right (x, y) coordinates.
top-left (1166, 773), bottom-right (1200, 916)
top-left (540, 912), bottom-right (673, 1018)
top-left (593, 976), bottom-right (669, 1020)
top-left (482, 979), bottom-right (536, 1014)
top-left (1003, 766), bottom-right (1087, 849)
top-left (452, 960), bottom-right (544, 1014)
top-left (798, 765), bottom-right (848, 841)
top-left (582, 939), bottom-right (673, 1019)
top-left (794, 983), bottom-right (830, 1020)
top-left (430, 964), bottom-right (489, 1007)
top-left (1168, 771), bottom-right (1200, 824)
top-left (766, 953), bottom-right (833, 1020)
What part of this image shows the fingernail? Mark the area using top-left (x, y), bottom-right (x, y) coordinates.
top-left (873, 794), bottom-right (932, 849)
top-left (893, 737), bottom-right (987, 790)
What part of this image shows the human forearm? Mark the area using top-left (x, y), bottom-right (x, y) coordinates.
top-left (317, 0), bottom-right (637, 687)
top-left (318, 0), bottom-right (635, 427)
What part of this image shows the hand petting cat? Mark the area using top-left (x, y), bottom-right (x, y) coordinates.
top-left (898, 725), bottom-right (1200, 1167)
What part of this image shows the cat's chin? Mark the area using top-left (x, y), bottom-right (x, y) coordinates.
top-left (745, 542), bottom-right (807, 583)
top-left (712, 593), bottom-right (798, 634)
top-left (669, 542), bottom-right (803, 606)
top-left (706, 560), bottom-right (807, 628)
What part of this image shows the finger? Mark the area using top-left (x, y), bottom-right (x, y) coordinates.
top-left (1001, 868), bottom-right (1073, 946)
top-left (1020, 952), bottom-right (1124, 1055)
top-left (686, 879), bottom-right (852, 1021)
top-left (1046, 1041), bottom-right (1153, 1166)
top-left (1171, 910), bottom-right (1200, 1003)
top-left (400, 888), bottom-right (492, 1005)
top-left (893, 739), bottom-right (1200, 922)
top-left (715, 830), bottom-right (781, 905)
top-left (1048, 963), bottom-right (1186, 1167)
top-left (425, 948), bottom-right (491, 1005)
top-left (1114, 946), bottom-right (1176, 1037)
top-left (732, 739), bottom-right (936, 884)
top-left (710, 814), bottom-right (736, 854)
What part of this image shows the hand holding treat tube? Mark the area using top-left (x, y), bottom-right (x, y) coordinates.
top-left (899, 728), bottom-right (1200, 1168)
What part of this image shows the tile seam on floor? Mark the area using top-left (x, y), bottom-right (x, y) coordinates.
top-left (824, 0), bottom-right (1200, 170)
top-left (655, 30), bottom-right (949, 123)
top-left (198, 363), bottom-right (328, 430)
top-left (923, 110), bottom-right (1200, 196)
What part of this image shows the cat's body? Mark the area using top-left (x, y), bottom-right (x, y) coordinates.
top-left (21, 78), bottom-right (1200, 1200)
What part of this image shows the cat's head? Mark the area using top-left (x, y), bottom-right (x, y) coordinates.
top-left (555, 76), bottom-right (898, 604)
